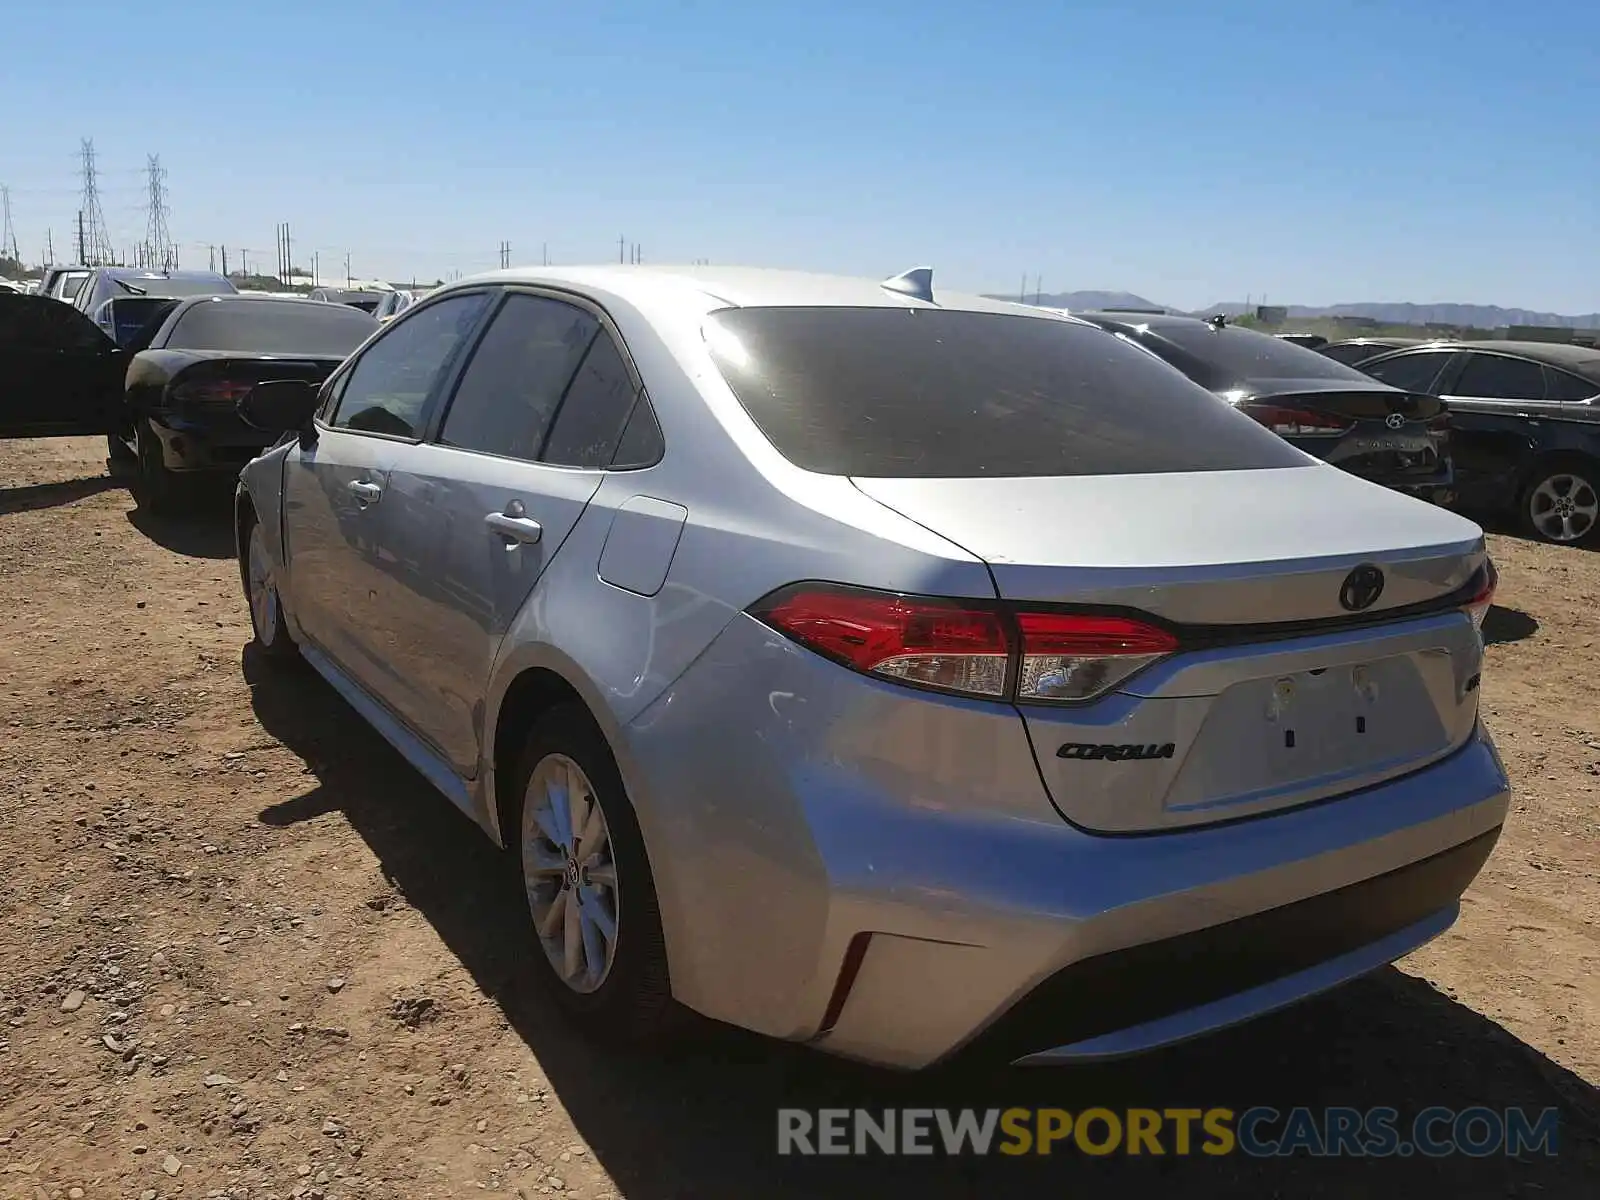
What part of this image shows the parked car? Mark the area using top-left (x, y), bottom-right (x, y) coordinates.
top-left (1074, 311), bottom-right (1454, 503)
top-left (73, 269), bottom-right (238, 344)
top-left (309, 286), bottom-right (388, 315)
top-left (372, 289), bottom-right (422, 322)
top-left (37, 265), bottom-right (92, 304)
top-left (1358, 340), bottom-right (1600, 543)
top-left (0, 292), bottom-right (377, 510)
top-left (1275, 331), bottom-right (1328, 349)
top-left (1319, 336), bottom-right (1426, 368)
top-left (230, 265), bottom-right (1506, 1070)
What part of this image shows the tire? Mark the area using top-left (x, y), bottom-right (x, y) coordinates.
top-left (106, 429), bottom-right (136, 465)
top-left (133, 419), bottom-right (187, 514)
top-left (512, 704), bottom-right (672, 1042)
top-left (244, 517), bottom-right (298, 659)
top-left (1520, 456), bottom-right (1600, 545)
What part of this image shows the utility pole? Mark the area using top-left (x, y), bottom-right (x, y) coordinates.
top-left (1019, 273), bottom-right (1027, 303)
top-left (241, 249), bottom-right (248, 278)
top-left (541, 242), bottom-right (547, 266)
top-left (1034, 277), bottom-right (1042, 306)
top-left (45, 228), bottom-right (54, 265)
top-left (313, 251), bottom-right (319, 286)
top-left (499, 240), bottom-right (510, 269)
top-left (143, 155), bottom-right (171, 270)
top-left (345, 252), bottom-right (352, 287)
top-left (617, 234), bottom-right (625, 264)
top-left (0, 186), bottom-right (18, 262)
top-left (209, 244), bottom-right (215, 272)
top-left (78, 139), bottom-right (112, 266)
top-left (221, 245), bottom-right (229, 277)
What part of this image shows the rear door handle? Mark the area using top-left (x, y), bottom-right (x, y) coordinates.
top-left (348, 480), bottom-right (383, 504)
top-left (484, 511), bottom-right (543, 544)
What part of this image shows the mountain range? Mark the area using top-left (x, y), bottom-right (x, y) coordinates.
top-left (991, 290), bottom-right (1600, 330)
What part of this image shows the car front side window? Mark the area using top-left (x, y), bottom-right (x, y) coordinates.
top-left (328, 292), bottom-right (489, 439)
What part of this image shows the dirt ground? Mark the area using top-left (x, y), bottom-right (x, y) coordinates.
top-left (0, 436), bottom-right (1595, 1199)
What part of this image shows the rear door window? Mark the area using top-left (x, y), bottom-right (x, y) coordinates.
top-left (704, 307), bottom-right (1306, 477)
top-left (1450, 354), bottom-right (1547, 401)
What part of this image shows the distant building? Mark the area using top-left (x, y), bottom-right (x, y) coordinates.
top-left (1503, 325), bottom-right (1577, 344)
top-left (1331, 315), bottom-right (1381, 331)
top-left (1255, 305), bottom-right (1287, 325)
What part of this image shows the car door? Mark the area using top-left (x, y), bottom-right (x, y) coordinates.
top-left (0, 295), bottom-right (126, 437)
top-left (369, 290), bottom-right (648, 777)
top-left (280, 290), bottom-right (493, 702)
top-left (1436, 352), bottom-right (1551, 502)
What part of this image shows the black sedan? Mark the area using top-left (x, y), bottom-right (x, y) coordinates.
top-left (1074, 311), bottom-right (1453, 503)
top-left (0, 292), bottom-right (378, 511)
top-left (1358, 340), bottom-right (1600, 544)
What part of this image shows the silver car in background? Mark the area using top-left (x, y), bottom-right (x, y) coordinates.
top-left (235, 265), bottom-right (1508, 1069)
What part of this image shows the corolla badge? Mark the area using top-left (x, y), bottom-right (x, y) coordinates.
top-left (1339, 563), bottom-right (1385, 612)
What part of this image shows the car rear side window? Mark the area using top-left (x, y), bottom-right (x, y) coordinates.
top-left (1321, 343), bottom-right (1385, 367)
top-left (1451, 354), bottom-right (1547, 401)
top-left (704, 307), bottom-right (1307, 477)
top-left (1542, 366), bottom-right (1597, 402)
top-left (541, 331), bottom-right (643, 468)
top-left (1361, 351), bottom-right (1455, 394)
top-left (330, 292), bottom-right (489, 439)
top-left (438, 293), bottom-right (599, 462)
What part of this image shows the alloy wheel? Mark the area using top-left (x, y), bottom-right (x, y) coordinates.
top-left (521, 754), bottom-right (621, 994)
top-left (1529, 473), bottom-right (1598, 543)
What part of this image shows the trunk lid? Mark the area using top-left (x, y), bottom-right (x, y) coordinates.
top-left (1232, 377), bottom-right (1446, 422)
top-left (852, 464), bottom-right (1489, 832)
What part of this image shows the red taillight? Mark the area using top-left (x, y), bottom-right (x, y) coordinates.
top-left (750, 584), bottom-right (1177, 703)
top-left (1239, 404), bottom-right (1353, 437)
top-left (173, 380), bottom-right (255, 407)
top-left (1463, 560), bottom-right (1497, 632)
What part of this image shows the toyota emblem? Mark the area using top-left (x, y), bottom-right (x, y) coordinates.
top-left (1384, 412), bottom-right (1406, 430)
top-left (1339, 564), bottom-right (1385, 612)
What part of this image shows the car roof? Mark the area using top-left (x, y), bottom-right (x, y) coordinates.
top-left (95, 268), bottom-right (230, 282)
top-left (1378, 339), bottom-right (1600, 384)
top-left (436, 264), bottom-right (1069, 320)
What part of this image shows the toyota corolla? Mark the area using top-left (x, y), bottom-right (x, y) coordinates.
top-left (232, 264), bottom-right (1508, 1069)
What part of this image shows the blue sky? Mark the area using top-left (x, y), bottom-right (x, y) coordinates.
top-left (4, 0), bottom-right (1597, 310)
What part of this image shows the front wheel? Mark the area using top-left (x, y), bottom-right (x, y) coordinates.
top-left (513, 705), bottom-right (672, 1042)
top-left (245, 518), bottom-right (297, 659)
top-left (1521, 459), bottom-right (1600, 545)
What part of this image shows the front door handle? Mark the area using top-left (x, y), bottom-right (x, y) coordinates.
top-left (485, 509), bottom-right (543, 545)
top-left (348, 480), bottom-right (383, 504)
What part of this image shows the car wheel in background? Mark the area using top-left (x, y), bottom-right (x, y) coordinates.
top-left (514, 704), bottom-right (672, 1042)
top-left (245, 518), bottom-right (297, 659)
top-left (132, 419), bottom-right (186, 513)
top-left (105, 429), bottom-right (136, 466)
top-left (1521, 457), bottom-right (1600, 545)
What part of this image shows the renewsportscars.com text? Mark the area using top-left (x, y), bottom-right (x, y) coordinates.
top-left (777, 1106), bottom-right (1560, 1158)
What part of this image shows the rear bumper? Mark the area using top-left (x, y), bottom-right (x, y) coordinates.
top-left (148, 412), bottom-right (275, 473)
top-left (621, 613), bottom-right (1511, 1070)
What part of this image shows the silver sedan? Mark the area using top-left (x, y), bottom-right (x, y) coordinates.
top-left (234, 264), bottom-right (1508, 1069)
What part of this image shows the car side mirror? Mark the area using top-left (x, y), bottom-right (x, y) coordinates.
top-left (239, 379), bottom-right (320, 442)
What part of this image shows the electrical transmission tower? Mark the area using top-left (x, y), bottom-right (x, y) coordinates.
top-left (78, 139), bottom-right (113, 265)
top-left (144, 155), bottom-right (173, 270)
top-left (0, 187), bottom-right (18, 262)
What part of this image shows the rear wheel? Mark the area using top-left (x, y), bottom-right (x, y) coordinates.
top-left (245, 518), bottom-right (297, 659)
top-left (513, 705), bottom-right (672, 1041)
top-left (1521, 457), bottom-right (1600, 545)
top-left (133, 419), bottom-right (187, 514)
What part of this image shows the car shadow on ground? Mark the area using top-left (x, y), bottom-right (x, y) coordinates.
top-left (123, 481), bottom-right (237, 559)
top-left (0, 473), bottom-right (123, 515)
top-left (244, 648), bottom-right (1600, 1197)
top-left (1482, 604), bottom-right (1540, 647)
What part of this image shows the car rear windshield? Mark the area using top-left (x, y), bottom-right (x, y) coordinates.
top-left (166, 299), bottom-right (379, 355)
top-left (1136, 323), bottom-right (1372, 389)
top-left (703, 307), bottom-right (1308, 478)
top-left (113, 274), bottom-right (236, 299)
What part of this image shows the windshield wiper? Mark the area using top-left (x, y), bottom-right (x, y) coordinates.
top-left (112, 278), bottom-right (150, 296)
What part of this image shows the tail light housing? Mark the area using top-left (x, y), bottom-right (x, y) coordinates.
top-left (1239, 403), bottom-right (1353, 437)
top-left (1463, 560), bottom-right (1497, 632)
top-left (171, 379), bottom-right (256, 408)
top-left (750, 584), bottom-right (1178, 704)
